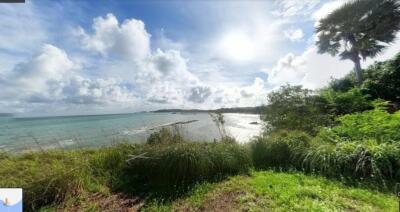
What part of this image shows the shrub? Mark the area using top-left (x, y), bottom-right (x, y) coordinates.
top-left (262, 85), bottom-right (331, 135)
top-left (361, 53), bottom-right (400, 103)
top-left (250, 130), bottom-right (311, 169)
top-left (328, 53), bottom-right (400, 104)
top-left (317, 108), bottom-right (400, 143)
top-left (117, 141), bottom-right (252, 195)
top-left (302, 140), bottom-right (400, 182)
top-left (319, 88), bottom-right (373, 116)
top-left (328, 74), bottom-right (356, 92)
top-left (146, 127), bottom-right (184, 145)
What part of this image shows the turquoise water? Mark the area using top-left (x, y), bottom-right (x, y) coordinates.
top-left (0, 113), bottom-right (261, 152)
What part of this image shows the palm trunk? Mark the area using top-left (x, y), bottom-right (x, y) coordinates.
top-left (353, 56), bottom-right (363, 86)
top-left (348, 35), bottom-right (363, 86)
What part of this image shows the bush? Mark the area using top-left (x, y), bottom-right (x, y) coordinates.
top-left (117, 141), bottom-right (252, 195)
top-left (262, 85), bottom-right (331, 135)
top-left (146, 127), bottom-right (184, 145)
top-left (328, 53), bottom-right (400, 104)
top-left (317, 108), bottom-right (400, 143)
top-left (302, 140), bottom-right (400, 182)
top-left (250, 130), bottom-right (311, 170)
top-left (319, 88), bottom-right (373, 115)
top-left (303, 107), bottom-right (400, 183)
top-left (361, 53), bottom-right (400, 103)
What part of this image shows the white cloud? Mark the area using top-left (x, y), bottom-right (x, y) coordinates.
top-left (265, 53), bottom-right (306, 86)
top-left (77, 13), bottom-right (151, 60)
top-left (188, 86), bottom-right (212, 103)
top-left (61, 76), bottom-right (137, 105)
top-left (265, 47), bottom-right (353, 89)
top-left (0, 2), bottom-right (46, 54)
top-left (0, 43), bottom-right (138, 111)
top-left (266, 38), bottom-right (400, 90)
top-left (274, 0), bottom-right (320, 17)
top-left (8, 44), bottom-right (78, 93)
top-left (284, 28), bottom-right (304, 42)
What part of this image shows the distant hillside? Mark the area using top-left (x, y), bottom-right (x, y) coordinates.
top-left (153, 106), bottom-right (265, 114)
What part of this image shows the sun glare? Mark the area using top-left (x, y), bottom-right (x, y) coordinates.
top-left (218, 31), bottom-right (255, 62)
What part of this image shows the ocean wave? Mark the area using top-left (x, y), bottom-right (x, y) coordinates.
top-left (119, 120), bottom-right (199, 136)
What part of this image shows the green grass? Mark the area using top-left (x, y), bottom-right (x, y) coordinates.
top-left (1, 127), bottom-right (399, 211)
top-left (145, 170), bottom-right (398, 211)
top-left (0, 139), bottom-right (252, 211)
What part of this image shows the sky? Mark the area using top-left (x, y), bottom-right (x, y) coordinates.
top-left (0, 0), bottom-right (399, 116)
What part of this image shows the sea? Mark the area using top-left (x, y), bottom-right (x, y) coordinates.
top-left (0, 112), bottom-right (262, 153)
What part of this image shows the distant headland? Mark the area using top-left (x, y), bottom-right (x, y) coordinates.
top-left (152, 106), bottom-right (265, 114)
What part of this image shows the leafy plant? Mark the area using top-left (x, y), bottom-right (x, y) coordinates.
top-left (250, 130), bottom-right (311, 169)
top-left (319, 87), bottom-right (373, 115)
top-left (317, 108), bottom-right (400, 143)
top-left (262, 84), bottom-right (330, 135)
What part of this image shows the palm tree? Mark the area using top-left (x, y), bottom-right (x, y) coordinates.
top-left (316, 0), bottom-right (400, 85)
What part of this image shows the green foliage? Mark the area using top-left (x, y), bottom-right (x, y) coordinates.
top-left (317, 108), bottom-right (400, 143)
top-left (305, 108), bottom-right (400, 182)
top-left (361, 53), bottom-right (400, 102)
top-left (319, 87), bottom-right (373, 115)
top-left (328, 74), bottom-right (356, 92)
top-left (146, 127), bottom-right (184, 145)
top-left (0, 151), bottom-right (96, 211)
top-left (262, 84), bottom-right (330, 135)
top-left (327, 53), bottom-right (400, 105)
top-left (250, 130), bottom-right (311, 169)
top-left (253, 107), bottom-right (400, 184)
top-left (118, 141), bottom-right (252, 195)
top-left (303, 140), bottom-right (400, 182)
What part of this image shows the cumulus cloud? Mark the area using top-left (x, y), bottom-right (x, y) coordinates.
top-left (0, 43), bottom-right (138, 110)
top-left (7, 44), bottom-right (77, 93)
top-left (284, 28), bottom-right (304, 42)
top-left (74, 14), bottom-right (204, 108)
top-left (61, 76), bottom-right (137, 104)
top-left (76, 13), bottom-right (151, 60)
top-left (188, 86), bottom-right (212, 103)
top-left (266, 46), bottom-right (355, 89)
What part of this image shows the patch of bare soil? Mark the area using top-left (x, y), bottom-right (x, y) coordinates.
top-left (66, 193), bottom-right (144, 212)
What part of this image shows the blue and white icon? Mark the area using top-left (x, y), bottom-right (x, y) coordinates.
top-left (0, 189), bottom-right (22, 212)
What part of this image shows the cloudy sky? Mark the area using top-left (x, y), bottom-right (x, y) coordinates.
top-left (0, 0), bottom-right (399, 116)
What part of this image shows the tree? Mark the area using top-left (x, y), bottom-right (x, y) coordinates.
top-left (262, 85), bottom-right (330, 135)
top-left (316, 0), bottom-right (400, 85)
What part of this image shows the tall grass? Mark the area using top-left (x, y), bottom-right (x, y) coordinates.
top-left (116, 141), bottom-right (252, 196)
top-left (302, 140), bottom-right (400, 183)
top-left (0, 151), bottom-right (97, 211)
top-left (0, 128), bottom-right (252, 210)
top-left (249, 130), bottom-right (400, 186)
top-left (250, 130), bottom-right (311, 169)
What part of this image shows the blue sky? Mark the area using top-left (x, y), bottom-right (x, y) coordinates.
top-left (0, 0), bottom-right (399, 116)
